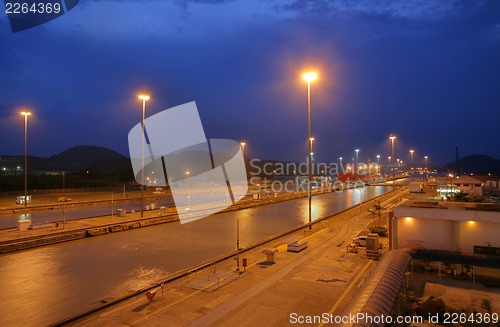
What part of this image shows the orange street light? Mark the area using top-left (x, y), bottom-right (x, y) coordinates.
top-left (138, 94), bottom-right (150, 218)
top-left (240, 142), bottom-right (246, 158)
top-left (302, 72), bottom-right (317, 82)
top-left (303, 71), bottom-right (317, 230)
top-left (389, 134), bottom-right (396, 190)
top-left (20, 111), bottom-right (32, 208)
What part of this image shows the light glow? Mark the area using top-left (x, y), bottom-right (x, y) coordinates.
top-left (302, 72), bottom-right (317, 82)
top-left (138, 95), bottom-right (150, 101)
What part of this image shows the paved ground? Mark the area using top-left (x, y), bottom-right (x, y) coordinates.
top-left (65, 192), bottom-right (404, 327)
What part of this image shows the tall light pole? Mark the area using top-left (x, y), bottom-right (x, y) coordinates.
top-left (390, 134), bottom-right (396, 190)
top-left (62, 171), bottom-right (66, 227)
top-left (424, 156), bottom-right (428, 179)
top-left (309, 137), bottom-right (315, 199)
top-left (376, 155), bottom-right (381, 175)
top-left (355, 149), bottom-right (359, 175)
top-left (240, 142), bottom-right (246, 158)
top-left (21, 111), bottom-right (31, 207)
top-left (309, 137), bottom-right (315, 157)
top-left (410, 149), bottom-right (414, 171)
top-left (339, 156), bottom-right (343, 171)
top-left (139, 95), bottom-right (150, 218)
top-left (303, 71), bottom-right (317, 230)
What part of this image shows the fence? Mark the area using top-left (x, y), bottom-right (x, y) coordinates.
top-left (0, 186), bottom-right (125, 197)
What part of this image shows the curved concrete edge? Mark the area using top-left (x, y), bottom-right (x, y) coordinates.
top-left (0, 185), bottom-right (403, 255)
top-left (48, 190), bottom-right (397, 327)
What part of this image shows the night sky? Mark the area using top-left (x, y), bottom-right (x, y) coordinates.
top-left (1, 0), bottom-right (499, 166)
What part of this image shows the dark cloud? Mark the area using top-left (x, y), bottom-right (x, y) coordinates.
top-left (0, 0), bottom-right (499, 164)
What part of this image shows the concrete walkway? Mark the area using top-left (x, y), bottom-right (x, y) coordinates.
top-left (65, 191), bottom-right (405, 327)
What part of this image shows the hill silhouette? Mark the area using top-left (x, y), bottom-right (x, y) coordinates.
top-left (50, 145), bottom-right (126, 163)
top-left (0, 146), bottom-right (131, 174)
top-left (441, 154), bottom-right (500, 175)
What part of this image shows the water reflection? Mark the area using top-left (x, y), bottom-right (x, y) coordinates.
top-left (0, 186), bottom-right (389, 326)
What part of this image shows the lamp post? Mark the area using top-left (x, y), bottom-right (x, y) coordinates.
top-left (424, 156), bottom-right (428, 179)
top-left (390, 134), bottom-right (396, 190)
top-left (355, 149), bottom-right (359, 175)
top-left (339, 156), bottom-right (343, 171)
top-left (62, 171), bottom-right (66, 227)
top-left (309, 137), bottom-right (315, 159)
top-left (138, 95), bottom-right (150, 218)
top-left (21, 112), bottom-right (31, 207)
top-left (410, 149), bottom-right (414, 177)
top-left (376, 155), bottom-right (381, 175)
top-left (240, 142), bottom-right (246, 158)
top-left (303, 71), bottom-right (317, 230)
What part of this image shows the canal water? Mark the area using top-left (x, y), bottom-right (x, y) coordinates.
top-left (0, 185), bottom-right (392, 326)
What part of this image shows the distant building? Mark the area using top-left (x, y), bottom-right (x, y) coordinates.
top-left (478, 175), bottom-right (500, 197)
top-left (452, 175), bottom-right (483, 196)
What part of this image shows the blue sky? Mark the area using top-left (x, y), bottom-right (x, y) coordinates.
top-left (1, 0), bottom-right (499, 165)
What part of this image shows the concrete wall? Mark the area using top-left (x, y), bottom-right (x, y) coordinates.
top-left (397, 218), bottom-right (454, 251)
top-left (459, 221), bottom-right (500, 253)
top-left (394, 206), bottom-right (500, 253)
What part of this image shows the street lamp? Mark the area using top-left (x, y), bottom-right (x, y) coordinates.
top-left (138, 94), bottom-right (150, 218)
top-left (389, 134), bottom-right (396, 190)
top-left (21, 111), bottom-right (31, 207)
top-left (424, 156), bottom-right (428, 179)
top-left (240, 142), bottom-right (246, 158)
top-left (376, 154), bottom-right (380, 166)
top-left (339, 157), bottom-right (343, 171)
top-left (410, 149), bottom-right (414, 173)
top-left (309, 137), bottom-right (315, 151)
top-left (309, 137), bottom-right (315, 177)
top-left (355, 149), bottom-right (359, 174)
top-left (303, 71), bottom-right (317, 230)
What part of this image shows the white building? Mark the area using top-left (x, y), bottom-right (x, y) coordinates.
top-left (452, 175), bottom-right (483, 196)
top-left (392, 200), bottom-right (500, 253)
